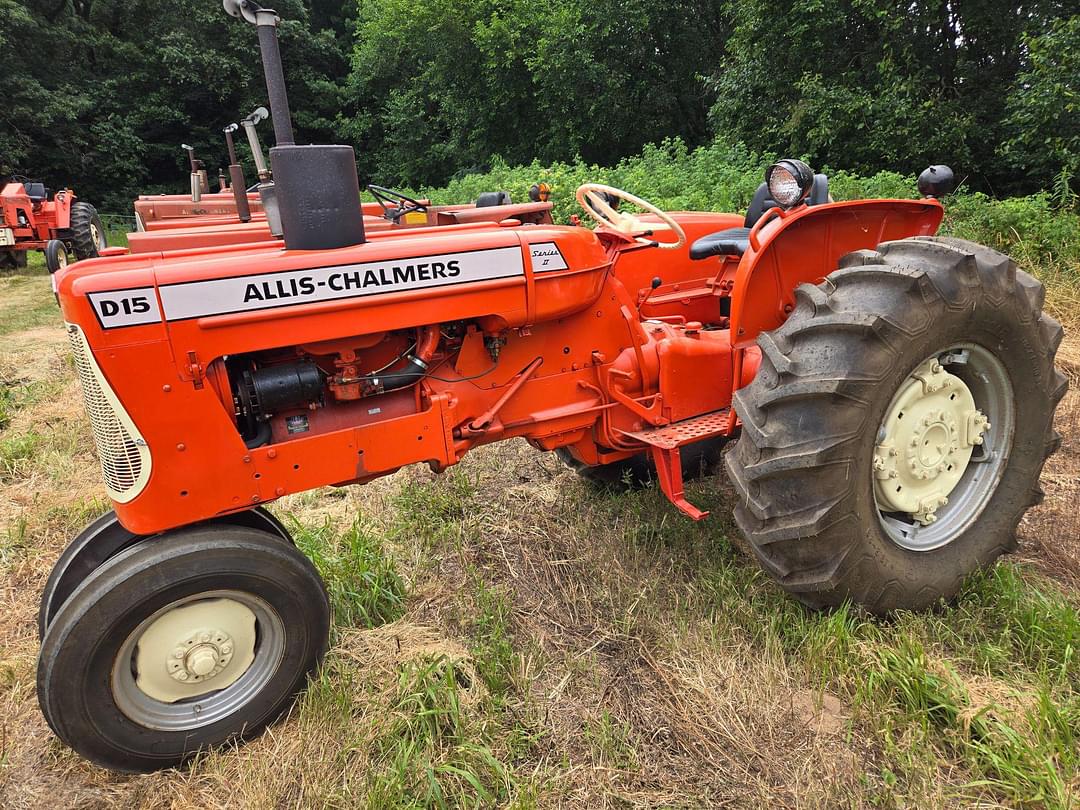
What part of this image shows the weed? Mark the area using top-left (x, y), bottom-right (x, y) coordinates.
top-left (369, 655), bottom-right (510, 807)
top-left (391, 469), bottom-right (477, 550)
top-left (290, 515), bottom-right (406, 630)
top-left (0, 431), bottom-right (40, 482)
top-left (582, 710), bottom-right (637, 770)
top-left (467, 580), bottom-right (516, 697)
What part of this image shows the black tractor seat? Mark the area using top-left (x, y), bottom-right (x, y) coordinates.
top-left (688, 227), bottom-right (751, 259)
top-left (690, 174), bottom-right (829, 260)
top-left (24, 182), bottom-right (48, 203)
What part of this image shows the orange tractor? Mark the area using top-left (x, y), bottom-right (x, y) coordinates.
top-left (0, 177), bottom-right (107, 271)
top-left (37, 0), bottom-right (1066, 772)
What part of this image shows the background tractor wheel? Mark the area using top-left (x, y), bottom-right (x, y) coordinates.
top-left (557, 437), bottom-right (725, 490)
top-left (69, 201), bottom-right (107, 260)
top-left (37, 524), bottom-right (329, 772)
top-left (1, 249), bottom-right (28, 270)
top-left (726, 237), bottom-right (1065, 614)
top-left (44, 240), bottom-right (68, 274)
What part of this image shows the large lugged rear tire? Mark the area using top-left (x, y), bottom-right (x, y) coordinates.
top-left (68, 201), bottom-right (106, 260)
top-left (726, 237), bottom-right (1066, 613)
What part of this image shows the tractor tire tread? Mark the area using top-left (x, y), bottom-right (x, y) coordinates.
top-left (725, 237), bottom-right (1065, 613)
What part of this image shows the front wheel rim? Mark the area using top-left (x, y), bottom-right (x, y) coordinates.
top-left (111, 589), bottom-right (285, 731)
top-left (873, 343), bottom-right (1015, 552)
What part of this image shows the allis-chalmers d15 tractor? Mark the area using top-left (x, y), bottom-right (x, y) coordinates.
top-left (0, 177), bottom-right (107, 271)
top-left (37, 0), bottom-right (1066, 773)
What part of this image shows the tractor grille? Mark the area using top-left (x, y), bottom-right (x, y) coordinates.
top-left (67, 324), bottom-right (151, 502)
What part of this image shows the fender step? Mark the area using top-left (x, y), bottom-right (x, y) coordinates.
top-left (620, 409), bottom-right (734, 520)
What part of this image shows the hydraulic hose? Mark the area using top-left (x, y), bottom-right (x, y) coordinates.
top-left (363, 325), bottom-right (440, 392)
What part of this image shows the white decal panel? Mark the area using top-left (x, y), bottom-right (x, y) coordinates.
top-left (158, 246), bottom-right (525, 322)
top-left (528, 241), bottom-right (568, 272)
top-left (88, 287), bottom-right (163, 329)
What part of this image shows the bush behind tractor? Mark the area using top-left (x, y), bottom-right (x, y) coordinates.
top-left (0, 177), bottom-right (107, 272)
top-left (37, 0), bottom-right (1066, 773)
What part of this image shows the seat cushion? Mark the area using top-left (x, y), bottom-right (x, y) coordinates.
top-left (24, 182), bottom-right (47, 202)
top-left (689, 227), bottom-right (751, 260)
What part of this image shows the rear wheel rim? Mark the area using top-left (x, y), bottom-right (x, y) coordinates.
top-left (111, 589), bottom-right (285, 731)
top-left (873, 343), bottom-right (1015, 552)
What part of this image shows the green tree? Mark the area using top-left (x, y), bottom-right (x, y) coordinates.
top-left (708, 0), bottom-right (1071, 194)
top-left (0, 0), bottom-right (351, 210)
top-left (1001, 15), bottom-right (1080, 198)
top-left (345, 0), bottom-right (727, 187)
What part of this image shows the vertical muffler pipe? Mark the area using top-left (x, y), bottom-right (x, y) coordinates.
top-left (182, 143), bottom-right (202, 202)
top-left (224, 0), bottom-right (366, 250)
top-left (224, 123), bottom-right (252, 223)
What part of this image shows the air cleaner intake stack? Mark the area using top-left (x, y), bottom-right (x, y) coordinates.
top-left (223, 0), bottom-right (366, 250)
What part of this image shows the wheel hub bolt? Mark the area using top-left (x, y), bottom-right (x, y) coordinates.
top-left (167, 627), bottom-right (235, 684)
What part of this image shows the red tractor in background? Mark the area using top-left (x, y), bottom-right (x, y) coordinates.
top-left (34, 0), bottom-right (1065, 774)
top-left (0, 177), bottom-right (107, 271)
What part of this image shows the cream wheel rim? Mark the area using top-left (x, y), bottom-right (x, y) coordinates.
top-left (873, 345), bottom-right (1014, 552)
top-left (112, 590), bottom-right (285, 731)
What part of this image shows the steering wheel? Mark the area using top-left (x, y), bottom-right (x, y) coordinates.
top-left (575, 183), bottom-right (686, 250)
top-left (368, 184), bottom-right (428, 223)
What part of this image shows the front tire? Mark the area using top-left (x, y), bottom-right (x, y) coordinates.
top-left (37, 525), bottom-right (330, 772)
top-left (726, 237), bottom-right (1066, 613)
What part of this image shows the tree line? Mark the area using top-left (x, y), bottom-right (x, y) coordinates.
top-left (1, 0), bottom-right (1076, 211)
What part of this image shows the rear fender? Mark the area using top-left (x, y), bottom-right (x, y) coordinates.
top-left (49, 190), bottom-right (74, 231)
top-left (729, 199), bottom-right (943, 348)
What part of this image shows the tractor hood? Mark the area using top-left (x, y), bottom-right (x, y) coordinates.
top-left (57, 223), bottom-right (612, 359)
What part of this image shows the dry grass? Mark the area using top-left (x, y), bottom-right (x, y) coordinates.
top-left (1, 264), bottom-right (1078, 809)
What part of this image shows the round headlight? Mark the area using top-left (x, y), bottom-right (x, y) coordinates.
top-left (765, 159), bottom-right (814, 209)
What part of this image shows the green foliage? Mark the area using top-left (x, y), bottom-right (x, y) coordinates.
top-left (708, 2), bottom-right (1075, 196)
top-left (347, 0), bottom-right (725, 187)
top-left (289, 514), bottom-right (406, 629)
top-left (369, 655), bottom-right (510, 807)
top-left (2, 1), bottom-right (1075, 208)
top-left (1002, 16), bottom-right (1080, 193)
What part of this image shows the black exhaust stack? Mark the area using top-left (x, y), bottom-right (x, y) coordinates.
top-left (223, 123), bottom-right (252, 223)
top-left (223, 0), bottom-right (366, 250)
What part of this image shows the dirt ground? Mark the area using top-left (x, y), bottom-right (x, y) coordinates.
top-left (0, 267), bottom-right (1077, 809)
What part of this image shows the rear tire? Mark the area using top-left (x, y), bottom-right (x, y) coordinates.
top-left (1, 249), bottom-right (27, 270)
top-left (725, 237), bottom-right (1066, 613)
top-left (37, 525), bottom-right (329, 772)
top-left (69, 201), bottom-right (106, 260)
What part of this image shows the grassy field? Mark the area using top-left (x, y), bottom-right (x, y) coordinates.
top-left (0, 227), bottom-right (1078, 807)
